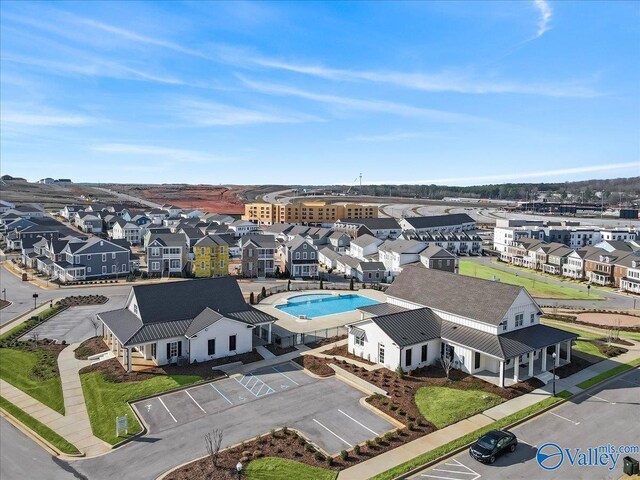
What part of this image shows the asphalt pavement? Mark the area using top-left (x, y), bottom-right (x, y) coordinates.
top-left (410, 367), bottom-right (640, 480)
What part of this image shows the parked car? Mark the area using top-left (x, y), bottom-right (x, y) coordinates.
top-left (469, 430), bottom-right (517, 464)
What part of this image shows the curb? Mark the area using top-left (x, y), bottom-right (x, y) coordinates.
top-left (1, 303), bottom-right (68, 338)
top-left (0, 408), bottom-right (84, 459)
top-left (359, 397), bottom-right (405, 430)
top-left (392, 365), bottom-right (640, 480)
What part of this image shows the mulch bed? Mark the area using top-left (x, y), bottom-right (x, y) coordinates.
top-left (207, 349), bottom-right (263, 367)
top-left (264, 344), bottom-right (297, 356)
top-left (166, 426), bottom-right (427, 479)
top-left (79, 358), bottom-right (225, 382)
top-left (555, 353), bottom-right (595, 378)
top-left (337, 362), bottom-right (542, 427)
top-left (292, 355), bottom-right (335, 377)
top-left (304, 335), bottom-right (347, 349)
top-left (599, 344), bottom-right (628, 357)
top-left (611, 338), bottom-right (634, 346)
top-left (57, 295), bottom-right (108, 307)
top-left (320, 344), bottom-right (375, 365)
top-left (74, 336), bottom-right (109, 360)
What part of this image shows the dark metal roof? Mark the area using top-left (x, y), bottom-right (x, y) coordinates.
top-left (185, 308), bottom-right (224, 337)
top-left (358, 303), bottom-right (409, 316)
top-left (351, 327), bottom-right (366, 339)
top-left (402, 214), bottom-right (474, 229)
top-left (386, 264), bottom-right (530, 326)
top-left (228, 307), bottom-right (276, 325)
top-left (441, 321), bottom-right (503, 358)
top-left (370, 308), bottom-right (442, 348)
top-left (127, 319), bottom-right (192, 345)
top-left (337, 218), bottom-right (401, 230)
top-left (98, 309), bottom-right (142, 345)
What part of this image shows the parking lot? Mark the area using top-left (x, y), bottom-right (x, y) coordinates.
top-left (133, 362), bottom-right (394, 455)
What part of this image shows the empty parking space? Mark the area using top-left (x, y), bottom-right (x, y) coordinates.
top-left (133, 361), bottom-right (394, 454)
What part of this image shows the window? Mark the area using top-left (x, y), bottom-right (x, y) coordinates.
top-left (208, 339), bottom-right (216, 355)
top-left (405, 348), bottom-right (412, 367)
top-left (151, 262), bottom-right (160, 271)
top-left (515, 313), bottom-right (524, 327)
top-left (295, 252), bottom-right (300, 259)
top-left (167, 341), bottom-right (179, 359)
top-left (474, 351), bottom-right (481, 369)
top-left (354, 335), bottom-right (364, 347)
top-left (421, 344), bottom-right (428, 362)
top-left (150, 247), bottom-right (160, 256)
top-left (201, 247), bottom-right (205, 255)
top-left (87, 255), bottom-right (91, 260)
top-left (378, 344), bottom-right (385, 363)
top-left (201, 261), bottom-right (205, 269)
top-left (133, 304), bottom-right (138, 314)
top-left (310, 252), bottom-right (315, 259)
top-left (530, 313), bottom-right (535, 324)
top-left (303, 252), bottom-right (307, 260)
top-left (248, 249), bottom-right (253, 257)
top-left (112, 265), bottom-right (116, 273)
top-left (502, 321), bottom-right (508, 331)
top-left (102, 254), bottom-right (107, 262)
top-left (102, 266), bottom-right (107, 274)
top-left (112, 253), bottom-right (116, 259)
top-left (170, 259), bottom-right (180, 269)
top-left (229, 335), bottom-right (237, 351)
top-left (87, 267), bottom-right (92, 273)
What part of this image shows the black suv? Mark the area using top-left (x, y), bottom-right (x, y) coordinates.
top-left (469, 430), bottom-right (517, 464)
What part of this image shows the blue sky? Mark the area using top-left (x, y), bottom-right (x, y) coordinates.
top-left (1, 1), bottom-right (639, 185)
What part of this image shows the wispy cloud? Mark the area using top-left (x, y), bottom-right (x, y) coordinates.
top-left (237, 76), bottom-right (484, 122)
top-left (91, 143), bottom-right (220, 163)
top-left (370, 162), bottom-right (640, 186)
top-left (170, 99), bottom-right (322, 126)
top-left (250, 58), bottom-right (597, 98)
top-left (533, 0), bottom-right (553, 38)
top-left (348, 131), bottom-right (436, 142)
top-left (1, 109), bottom-right (96, 127)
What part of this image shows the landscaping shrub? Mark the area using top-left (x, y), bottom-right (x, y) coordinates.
top-left (354, 444), bottom-right (361, 455)
top-left (253, 449), bottom-right (263, 458)
top-left (304, 443), bottom-right (316, 453)
top-left (325, 456), bottom-right (333, 466)
top-left (384, 432), bottom-right (395, 442)
top-left (314, 451), bottom-right (325, 462)
top-left (340, 450), bottom-right (348, 460)
top-left (395, 365), bottom-right (404, 379)
top-left (366, 439), bottom-right (373, 448)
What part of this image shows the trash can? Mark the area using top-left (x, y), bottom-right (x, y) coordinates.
top-left (623, 456), bottom-right (639, 475)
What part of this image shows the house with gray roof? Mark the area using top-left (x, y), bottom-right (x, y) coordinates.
top-left (334, 218), bottom-right (401, 239)
top-left (399, 214), bottom-right (475, 234)
top-left (98, 277), bottom-right (276, 371)
top-left (378, 239), bottom-right (427, 278)
top-left (146, 233), bottom-right (187, 277)
top-left (347, 264), bottom-right (577, 387)
top-left (355, 261), bottom-right (387, 284)
top-left (51, 237), bottom-right (131, 283)
top-left (282, 236), bottom-right (318, 278)
top-left (349, 233), bottom-right (384, 260)
top-left (240, 234), bottom-right (277, 278)
top-left (419, 245), bottom-right (458, 273)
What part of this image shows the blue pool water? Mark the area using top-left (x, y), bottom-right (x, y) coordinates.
top-left (276, 293), bottom-right (379, 319)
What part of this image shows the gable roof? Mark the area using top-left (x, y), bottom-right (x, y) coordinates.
top-left (241, 234), bottom-right (276, 249)
top-left (351, 234), bottom-right (382, 248)
top-left (367, 308), bottom-right (442, 347)
top-left (337, 218), bottom-right (400, 230)
top-left (402, 214), bottom-right (474, 229)
top-left (386, 264), bottom-right (531, 326)
top-left (420, 245), bottom-right (455, 259)
top-left (195, 235), bottom-right (229, 247)
top-left (148, 233), bottom-right (185, 247)
top-left (358, 261), bottom-right (385, 271)
top-left (379, 239), bottom-right (426, 254)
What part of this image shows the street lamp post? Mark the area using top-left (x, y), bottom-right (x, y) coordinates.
top-left (32, 293), bottom-right (39, 309)
top-left (2, 288), bottom-right (6, 301)
top-left (236, 461), bottom-right (243, 480)
top-left (551, 352), bottom-right (557, 397)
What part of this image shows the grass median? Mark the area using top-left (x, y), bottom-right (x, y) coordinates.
top-left (370, 390), bottom-right (572, 480)
top-left (80, 371), bottom-right (203, 444)
top-left (577, 358), bottom-right (640, 390)
top-left (0, 396), bottom-right (79, 455)
top-left (415, 387), bottom-right (503, 429)
top-left (459, 261), bottom-right (602, 300)
top-left (246, 457), bottom-right (338, 480)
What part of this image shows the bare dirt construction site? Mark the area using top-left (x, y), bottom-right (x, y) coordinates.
top-left (110, 184), bottom-right (284, 214)
top-left (576, 312), bottom-right (640, 328)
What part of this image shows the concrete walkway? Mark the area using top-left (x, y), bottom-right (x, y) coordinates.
top-left (338, 340), bottom-right (640, 480)
top-left (0, 343), bottom-right (111, 457)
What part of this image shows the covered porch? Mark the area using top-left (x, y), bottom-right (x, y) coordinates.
top-left (542, 263), bottom-right (561, 275)
top-left (102, 323), bottom-right (159, 372)
top-left (252, 322), bottom-right (273, 347)
top-left (621, 277), bottom-right (640, 294)
top-left (52, 261), bottom-right (86, 283)
top-left (587, 271), bottom-right (612, 286)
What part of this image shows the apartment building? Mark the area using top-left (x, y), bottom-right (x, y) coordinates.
top-left (242, 201), bottom-right (378, 225)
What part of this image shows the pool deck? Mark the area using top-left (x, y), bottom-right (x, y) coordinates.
top-left (254, 289), bottom-right (388, 333)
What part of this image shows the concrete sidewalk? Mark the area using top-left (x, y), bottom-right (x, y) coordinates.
top-left (338, 341), bottom-right (640, 480)
top-left (0, 343), bottom-right (111, 457)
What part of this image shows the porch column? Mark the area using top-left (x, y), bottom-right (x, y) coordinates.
top-left (126, 348), bottom-right (132, 373)
top-left (513, 355), bottom-right (519, 383)
top-left (555, 343), bottom-right (561, 366)
top-left (565, 340), bottom-right (571, 362)
top-left (268, 323), bottom-right (272, 343)
top-left (498, 360), bottom-right (505, 388)
top-left (542, 346), bottom-right (548, 371)
top-left (528, 351), bottom-right (535, 377)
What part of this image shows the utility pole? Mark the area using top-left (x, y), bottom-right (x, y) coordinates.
top-left (359, 173), bottom-right (362, 192)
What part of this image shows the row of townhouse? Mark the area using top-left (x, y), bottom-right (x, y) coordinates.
top-left (499, 235), bottom-right (640, 293)
top-left (493, 218), bottom-right (638, 253)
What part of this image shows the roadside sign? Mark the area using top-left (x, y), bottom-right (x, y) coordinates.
top-left (116, 415), bottom-right (128, 437)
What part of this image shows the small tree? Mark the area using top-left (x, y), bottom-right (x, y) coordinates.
top-left (319, 278), bottom-right (324, 290)
top-left (349, 277), bottom-right (354, 290)
top-left (395, 365), bottom-right (404, 379)
top-left (249, 292), bottom-right (255, 305)
top-left (441, 354), bottom-right (453, 380)
top-left (90, 316), bottom-right (101, 338)
top-left (204, 429), bottom-right (224, 467)
top-left (261, 286), bottom-right (267, 298)
top-left (275, 265), bottom-right (281, 277)
top-left (287, 279), bottom-right (291, 291)
top-left (31, 332), bottom-right (40, 345)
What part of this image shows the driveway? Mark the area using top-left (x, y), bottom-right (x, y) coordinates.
top-left (410, 368), bottom-right (640, 480)
top-left (70, 362), bottom-right (394, 480)
top-left (21, 299), bottom-right (127, 343)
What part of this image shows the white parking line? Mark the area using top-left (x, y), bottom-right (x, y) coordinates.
top-left (235, 374), bottom-right (275, 397)
top-left (313, 418), bottom-right (353, 448)
top-left (422, 459), bottom-right (480, 480)
top-left (338, 409), bottom-right (378, 435)
top-left (550, 412), bottom-right (580, 425)
top-left (272, 366), bottom-right (300, 385)
top-left (186, 390), bottom-right (206, 413)
top-left (586, 393), bottom-right (616, 405)
top-left (158, 397), bottom-right (177, 422)
top-left (210, 384), bottom-right (233, 405)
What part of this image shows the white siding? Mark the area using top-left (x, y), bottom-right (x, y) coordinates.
top-left (188, 317), bottom-right (253, 363)
top-left (499, 290), bottom-right (540, 333)
top-left (155, 336), bottom-right (189, 366)
top-left (399, 339), bottom-right (440, 371)
top-left (432, 310), bottom-right (497, 334)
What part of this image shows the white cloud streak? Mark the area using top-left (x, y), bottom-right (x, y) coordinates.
top-left (2, 110), bottom-right (95, 127)
top-left (534, 0), bottom-right (553, 38)
top-left (348, 132), bottom-right (434, 142)
top-left (368, 162), bottom-right (640, 186)
top-left (237, 76), bottom-right (484, 122)
top-left (91, 143), bottom-right (221, 163)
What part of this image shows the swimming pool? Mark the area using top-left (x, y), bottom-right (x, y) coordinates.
top-left (275, 293), bottom-right (379, 319)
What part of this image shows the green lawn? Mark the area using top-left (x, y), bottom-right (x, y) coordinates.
top-left (80, 372), bottom-right (203, 444)
top-left (572, 340), bottom-right (606, 359)
top-left (246, 458), bottom-right (337, 480)
top-left (0, 396), bottom-right (79, 455)
top-left (371, 391), bottom-right (572, 480)
top-left (414, 387), bottom-right (503, 429)
top-left (459, 261), bottom-right (603, 300)
top-left (0, 348), bottom-right (65, 414)
top-left (577, 358), bottom-right (640, 389)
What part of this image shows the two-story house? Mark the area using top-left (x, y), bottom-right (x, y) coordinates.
top-left (399, 214), bottom-right (476, 234)
top-left (620, 257), bottom-right (640, 294)
top-left (347, 265), bottom-right (577, 387)
top-left (378, 239), bottom-right (427, 279)
top-left (229, 220), bottom-right (260, 237)
top-left (240, 235), bottom-right (276, 278)
top-left (192, 235), bottom-right (229, 278)
top-left (349, 234), bottom-right (384, 261)
top-left (334, 218), bottom-right (401, 240)
top-left (283, 236), bottom-right (318, 278)
top-left (111, 219), bottom-right (142, 244)
top-left (419, 245), bottom-right (458, 273)
top-left (146, 233), bottom-right (187, 277)
top-left (75, 212), bottom-right (104, 234)
top-left (52, 238), bottom-right (131, 283)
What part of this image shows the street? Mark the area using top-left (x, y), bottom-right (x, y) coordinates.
top-left (410, 367), bottom-right (640, 480)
